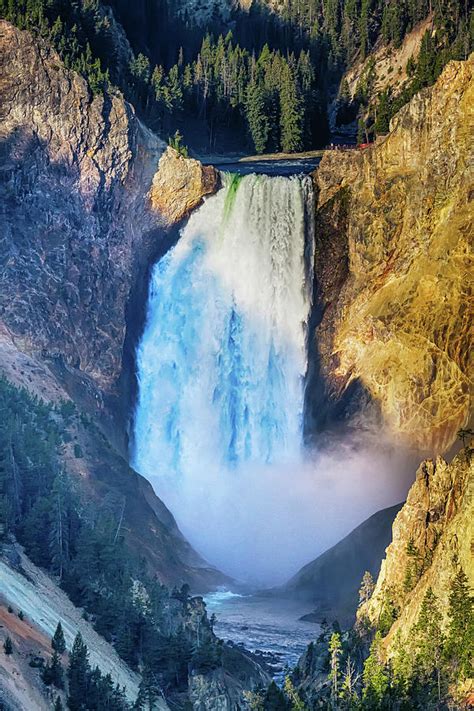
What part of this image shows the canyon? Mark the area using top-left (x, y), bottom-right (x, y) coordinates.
top-left (0, 12), bottom-right (472, 711)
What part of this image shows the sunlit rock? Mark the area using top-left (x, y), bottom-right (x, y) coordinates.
top-left (149, 146), bottom-right (219, 224)
top-left (310, 55), bottom-right (473, 453)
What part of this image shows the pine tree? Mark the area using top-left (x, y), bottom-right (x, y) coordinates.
top-left (413, 587), bottom-right (445, 702)
top-left (263, 681), bottom-right (288, 710)
top-left (284, 676), bottom-right (306, 710)
top-left (54, 697), bottom-right (64, 711)
top-left (52, 621), bottom-right (66, 654)
top-left (246, 80), bottom-right (270, 153)
top-left (359, 0), bottom-right (370, 57)
top-left (134, 667), bottom-right (161, 710)
top-left (3, 636), bottom-right (13, 655)
top-left (404, 537), bottom-right (422, 593)
top-left (43, 650), bottom-right (64, 689)
top-left (446, 567), bottom-right (474, 679)
top-left (67, 632), bottom-right (89, 711)
top-left (329, 631), bottom-right (342, 704)
top-left (279, 64), bottom-right (303, 153)
top-left (374, 89), bottom-right (392, 135)
top-left (49, 476), bottom-right (70, 581)
top-left (362, 632), bottom-right (390, 709)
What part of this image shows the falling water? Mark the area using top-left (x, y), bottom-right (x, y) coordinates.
top-left (133, 172), bottom-right (315, 581)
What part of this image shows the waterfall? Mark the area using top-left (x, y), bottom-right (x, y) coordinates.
top-left (133, 173), bottom-right (315, 581)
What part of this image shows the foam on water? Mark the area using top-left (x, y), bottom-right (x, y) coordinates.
top-left (132, 173), bottom-right (315, 580)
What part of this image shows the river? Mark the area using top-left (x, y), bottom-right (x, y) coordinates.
top-left (203, 591), bottom-right (320, 681)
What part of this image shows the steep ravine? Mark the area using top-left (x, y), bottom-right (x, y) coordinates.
top-left (1, 17), bottom-right (473, 711)
top-left (1, 18), bottom-right (472, 588)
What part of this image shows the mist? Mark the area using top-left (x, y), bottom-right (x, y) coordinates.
top-left (132, 174), bottom-right (417, 587)
top-left (149, 430), bottom-right (417, 587)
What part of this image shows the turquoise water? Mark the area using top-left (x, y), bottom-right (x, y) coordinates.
top-left (133, 173), bottom-right (315, 581)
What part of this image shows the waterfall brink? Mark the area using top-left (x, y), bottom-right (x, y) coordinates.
top-left (133, 173), bottom-right (315, 581)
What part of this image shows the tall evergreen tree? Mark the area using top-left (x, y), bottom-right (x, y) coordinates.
top-left (413, 587), bottom-right (446, 703)
top-left (362, 632), bottom-right (390, 709)
top-left (374, 89), bottom-right (392, 135)
top-left (446, 567), bottom-right (474, 679)
top-left (52, 621), bottom-right (66, 654)
top-left (67, 632), bottom-right (89, 711)
top-left (279, 64), bottom-right (303, 153)
top-left (246, 79), bottom-right (270, 153)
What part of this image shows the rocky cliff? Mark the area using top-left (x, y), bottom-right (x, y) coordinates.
top-left (0, 20), bottom-right (160, 400)
top-left (0, 20), bottom-right (217, 425)
top-left (308, 55), bottom-right (473, 453)
top-left (360, 450), bottom-right (473, 651)
top-left (0, 20), bottom-right (225, 591)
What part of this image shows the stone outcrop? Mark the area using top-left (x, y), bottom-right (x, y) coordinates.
top-left (359, 450), bottom-right (473, 653)
top-left (0, 20), bottom-right (163, 402)
top-left (149, 146), bottom-right (219, 224)
top-left (309, 55), bottom-right (473, 453)
top-left (189, 645), bottom-right (271, 711)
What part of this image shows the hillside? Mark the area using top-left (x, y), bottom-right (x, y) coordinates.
top-left (360, 452), bottom-right (473, 648)
top-left (1, 0), bottom-right (471, 154)
top-left (280, 504), bottom-right (403, 626)
top-left (0, 545), bottom-right (145, 710)
top-left (292, 448), bottom-right (473, 709)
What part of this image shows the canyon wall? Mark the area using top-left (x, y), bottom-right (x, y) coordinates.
top-left (0, 20), bottom-right (224, 590)
top-left (309, 55), bottom-right (473, 453)
top-left (0, 20), bottom-right (160, 398)
top-left (0, 20), bottom-right (216, 414)
top-left (359, 450), bottom-right (473, 645)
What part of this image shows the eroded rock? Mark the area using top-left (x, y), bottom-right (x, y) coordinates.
top-left (0, 20), bottom-right (164, 399)
top-left (359, 450), bottom-right (473, 655)
top-left (149, 146), bottom-right (219, 224)
top-left (310, 55), bottom-right (473, 453)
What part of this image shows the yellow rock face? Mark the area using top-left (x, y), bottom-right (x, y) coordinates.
top-left (314, 56), bottom-right (473, 454)
top-left (359, 451), bottom-right (473, 660)
top-left (149, 147), bottom-right (219, 224)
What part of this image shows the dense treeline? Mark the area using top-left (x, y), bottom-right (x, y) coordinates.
top-left (0, 0), bottom-right (112, 94)
top-left (0, 378), bottom-right (221, 708)
top-left (346, 1), bottom-right (474, 141)
top-left (137, 34), bottom-right (328, 153)
top-left (1, 0), bottom-right (472, 152)
top-left (245, 566), bottom-right (473, 710)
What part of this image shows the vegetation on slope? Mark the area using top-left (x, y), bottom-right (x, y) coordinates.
top-left (255, 444), bottom-right (473, 710)
top-left (1, 0), bottom-right (472, 152)
top-left (0, 378), bottom-right (224, 707)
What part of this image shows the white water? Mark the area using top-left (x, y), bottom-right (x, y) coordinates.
top-left (133, 172), bottom-right (413, 584)
top-left (133, 174), bottom-right (314, 579)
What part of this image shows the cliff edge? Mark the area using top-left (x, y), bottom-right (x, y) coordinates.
top-left (309, 55), bottom-right (473, 453)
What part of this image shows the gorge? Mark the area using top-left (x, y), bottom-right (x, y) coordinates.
top-left (133, 170), bottom-right (416, 584)
top-left (0, 8), bottom-right (472, 710)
